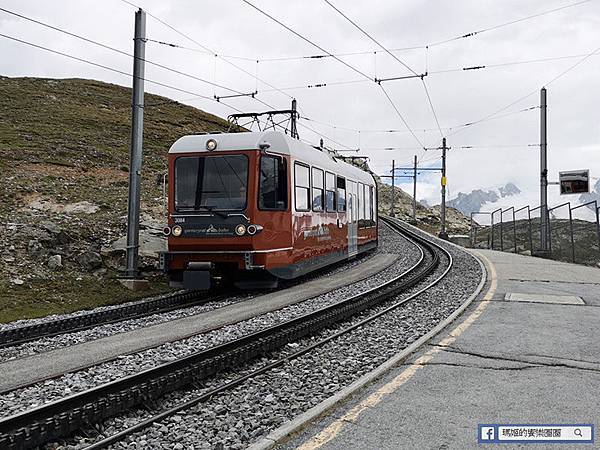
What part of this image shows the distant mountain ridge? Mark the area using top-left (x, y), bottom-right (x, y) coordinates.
top-left (447, 182), bottom-right (521, 216)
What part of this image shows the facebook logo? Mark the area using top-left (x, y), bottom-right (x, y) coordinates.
top-left (481, 426), bottom-right (496, 441)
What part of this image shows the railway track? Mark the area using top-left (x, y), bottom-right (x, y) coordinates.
top-left (0, 218), bottom-right (450, 449)
top-left (0, 290), bottom-right (225, 349)
top-left (0, 247), bottom-right (375, 352)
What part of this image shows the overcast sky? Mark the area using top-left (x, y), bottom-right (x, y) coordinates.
top-left (1, 0), bottom-right (599, 207)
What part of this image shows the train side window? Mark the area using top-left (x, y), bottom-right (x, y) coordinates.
top-left (337, 176), bottom-right (346, 211)
top-left (259, 155), bottom-right (288, 211)
top-left (294, 163), bottom-right (310, 211)
top-left (369, 186), bottom-right (375, 227)
top-left (364, 184), bottom-right (370, 227)
top-left (363, 184), bottom-right (368, 224)
top-left (325, 172), bottom-right (336, 212)
top-left (312, 167), bottom-right (324, 211)
top-left (358, 183), bottom-right (365, 227)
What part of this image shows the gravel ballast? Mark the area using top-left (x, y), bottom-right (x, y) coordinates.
top-left (41, 224), bottom-right (484, 450)
top-left (0, 225), bottom-right (403, 362)
top-left (0, 223), bottom-right (422, 417)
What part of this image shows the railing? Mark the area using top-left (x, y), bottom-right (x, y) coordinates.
top-left (469, 200), bottom-right (600, 266)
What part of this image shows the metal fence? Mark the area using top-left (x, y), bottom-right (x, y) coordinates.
top-left (469, 201), bottom-right (600, 266)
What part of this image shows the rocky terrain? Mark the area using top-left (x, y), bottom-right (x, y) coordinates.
top-left (376, 180), bottom-right (471, 235)
top-left (0, 76), bottom-right (231, 321)
top-left (447, 182), bottom-right (521, 216)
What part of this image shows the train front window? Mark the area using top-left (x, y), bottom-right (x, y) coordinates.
top-left (174, 155), bottom-right (248, 211)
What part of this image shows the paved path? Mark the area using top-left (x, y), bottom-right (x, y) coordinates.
top-left (289, 250), bottom-right (600, 449)
top-left (0, 253), bottom-right (398, 393)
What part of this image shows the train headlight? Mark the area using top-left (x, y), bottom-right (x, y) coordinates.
top-left (247, 224), bottom-right (263, 235)
top-left (163, 226), bottom-right (172, 236)
top-left (172, 225), bottom-right (183, 237)
top-left (235, 224), bottom-right (246, 236)
top-left (206, 139), bottom-right (218, 151)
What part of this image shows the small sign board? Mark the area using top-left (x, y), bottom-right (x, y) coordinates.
top-left (559, 169), bottom-right (589, 195)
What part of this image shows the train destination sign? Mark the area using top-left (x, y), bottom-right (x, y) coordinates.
top-left (559, 170), bottom-right (589, 195)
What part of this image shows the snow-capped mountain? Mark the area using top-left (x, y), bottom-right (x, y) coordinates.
top-left (447, 183), bottom-right (521, 216)
top-left (579, 179), bottom-right (600, 210)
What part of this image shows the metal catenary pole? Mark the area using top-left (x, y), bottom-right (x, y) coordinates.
top-left (412, 154), bottom-right (417, 222)
top-left (125, 8), bottom-right (146, 279)
top-left (569, 205), bottom-right (575, 263)
top-left (540, 87), bottom-right (549, 254)
top-left (512, 207), bottom-right (517, 253)
top-left (527, 206), bottom-right (533, 254)
top-left (439, 138), bottom-right (449, 240)
top-left (597, 206), bottom-right (600, 261)
top-left (291, 98), bottom-right (298, 139)
top-left (391, 159), bottom-right (395, 217)
top-left (500, 209), bottom-right (504, 251)
top-left (469, 212), bottom-right (475, 247)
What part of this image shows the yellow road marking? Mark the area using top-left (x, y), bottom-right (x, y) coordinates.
top-left (297, 252), bottom-right (497, 450)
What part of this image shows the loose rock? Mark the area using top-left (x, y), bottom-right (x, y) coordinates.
top-left (47, 255), bottom-right (62, 271)
top-left (77, 251), bottom-right (103, 271)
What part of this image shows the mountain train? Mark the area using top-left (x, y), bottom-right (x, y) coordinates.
top-left (160, 130), bottom-right (378, 290)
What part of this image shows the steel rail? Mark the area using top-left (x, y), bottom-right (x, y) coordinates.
top-left (84, 217), bottom-right (453, 449)
top-left (0, 220), bottom-right (437, 449)
top-left (0, 290), bottom-right (227, 349)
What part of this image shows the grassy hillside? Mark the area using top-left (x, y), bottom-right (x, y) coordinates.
top-left (0, 76), bottom-right (231, 322)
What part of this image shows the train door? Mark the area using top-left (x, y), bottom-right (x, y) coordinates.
top-left (347, 181), bottom-right (358, 257)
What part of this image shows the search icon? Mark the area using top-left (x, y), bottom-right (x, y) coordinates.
top-left (574, 428), bottom-right (582, 437)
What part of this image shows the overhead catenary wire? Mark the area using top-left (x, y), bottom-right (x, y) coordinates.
top-left (0, 32), bottom-right (244, 114)
top-left (446, 45), bottom-right (600, 139)
top-left (116, 0), bottom-right (575, 146)
top-left (428, 0), bottom-right (594, 47)
top-left (240, 0), bottom-right (373, 81)
top-left (322, 0), bottom-right (444, 140)
top-left (119, 0), bottom-right (359, 149)
top-left (146, 0), bottom-right (594, 64)
top-left (240, 0), bottom-right (425, 150)
top-left (322, 0), bottom-right (418, 76)
top-left (0, 6), bottom-right (249, 96)
top-left (118, 0), bottom-right (295, 106)
top-left (165, 51), bottom-right (600, 99)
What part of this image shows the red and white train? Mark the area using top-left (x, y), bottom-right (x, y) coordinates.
top-left (160, 130), bottom-right (378, 290)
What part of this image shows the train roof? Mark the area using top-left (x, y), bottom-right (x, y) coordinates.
top-left (169, 131), bottom-right (376, 185)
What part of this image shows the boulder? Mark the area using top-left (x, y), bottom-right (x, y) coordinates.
top-left (77, 251), bottom-right (103, 271)
top-left (105, 232), bottom-right (167, 259)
